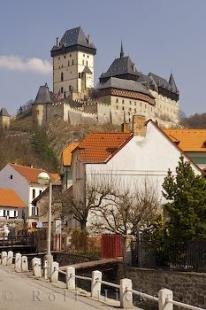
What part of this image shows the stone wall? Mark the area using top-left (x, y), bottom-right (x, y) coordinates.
top-left (119, 265), bottom-right (206, 308)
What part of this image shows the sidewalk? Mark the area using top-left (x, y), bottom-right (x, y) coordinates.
top-left (0, 264), bottom-right (119, 310)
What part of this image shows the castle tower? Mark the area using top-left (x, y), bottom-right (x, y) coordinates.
top-left (50, 26), bottom-right (96, 100)
top-left (0, 108), bottom-right (11, 129)
top-left (32, 83), bottom-right (53, 127)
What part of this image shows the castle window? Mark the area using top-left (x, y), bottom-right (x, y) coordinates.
top-left (83, 54), bottom-right (85, 57)
top-left (122, 107), bottom-right (124, 110)
top-left (69, 85), bottom-right (72, 91)
top-left (87, 55), bottom-right (89, 58)
top-left (122, 99), bottom-right (124, 104)
top-left (61, 72), bottom-right (64, 82)
top-left (116, 98), bottom-right (118, 103)
top-left (70, 54), bottom-right (72, 57)
top-left (61, 87), bottom-right (64, 93)
top-left (134, 108), bottom-right (136, 113)
top-left (64, 55), bottom-right (66, 59)
top-left (58, 57), bottom-right (60, 60)
top-left (82, 60), bottom-right (84, 65)
top-left (116, 106), bottom-right (118, 110)
top-left (72, 59), bottom-right (74, 65)
top-left (129, 108), bottom-right (131, 111)
top-left (130, 101), bottom-right (132, 105)
top-left (86, 60), bottom-right (88, 66)
top-left (68, 60), bottom-right (70, 66)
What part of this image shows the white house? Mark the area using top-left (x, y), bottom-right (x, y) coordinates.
top-left (0, 163), bottom-right (60, 222)
top-left (71, 115), bottom-right (202, 229)
top-left (0, 188), bottom-right (25, 219)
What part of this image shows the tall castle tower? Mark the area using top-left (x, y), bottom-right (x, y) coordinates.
top-left (50, 27), bottom-right (96, 100)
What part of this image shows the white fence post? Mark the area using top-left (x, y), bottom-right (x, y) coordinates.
top-left (158, 288), bottom-right (173, 310)
top-left (32, 258), bottom-right (42, 278)
top-left (7, 251), bottom-right (13, 266)
top-left (21, 256), bottom-right (28, 272)
top-left (51, 262), bottom-right (59, 283)
top-left (1, 251), bottom-right (7, 266)
top-left (15, 253), bottom-right (22, 272)
top-left (44, 259), bottom-right (48, 280)
top-left (66, 266), bottom-right (75, 290)
top-left (120, 278), bottom-right (133, 309)
top-left (91, 270), bottom-right (102, 300)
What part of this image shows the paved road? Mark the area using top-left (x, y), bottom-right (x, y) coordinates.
top-left (0, 265), bottom-right (117, 310)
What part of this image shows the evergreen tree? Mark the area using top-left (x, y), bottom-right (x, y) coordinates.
top-left (162, 156), bottom-right (206, 242)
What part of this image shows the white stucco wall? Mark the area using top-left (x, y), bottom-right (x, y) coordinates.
top-left (0, 165), bottom-right (47, 218)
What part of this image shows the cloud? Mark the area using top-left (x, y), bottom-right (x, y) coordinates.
top-left (0, 55), bottom-right (52, 75)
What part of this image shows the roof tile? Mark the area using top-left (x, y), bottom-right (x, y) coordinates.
top-left (0, 188), bottom-right (25, 208)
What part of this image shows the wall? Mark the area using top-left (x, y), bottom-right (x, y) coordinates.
top-left (121, 266), bottom-right (206, 308)
top-left (84, 121), bottom-right (201, 229)
top-left (0, 115), bottom-right (10, 129)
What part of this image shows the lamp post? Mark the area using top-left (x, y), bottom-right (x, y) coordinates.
top-left (38, 171), bottom-right (53, 277)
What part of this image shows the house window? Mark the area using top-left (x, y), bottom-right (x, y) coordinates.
top-left (69, 85), bottom-right (72, 91)
top-left (9, 175), bottom-right (13, 180)
top-left (7, 210), bottom-right (9, 217)
top-left (39, 190), bottom-right (42, 195)
top-left (3, 210), bottom-right (6, 217)
top-left (14, 210), bottom-right (16, 218)
top-left (32, 189), bottom-right (36, 199)
top-left (61, 72), bottom-right (64, 82)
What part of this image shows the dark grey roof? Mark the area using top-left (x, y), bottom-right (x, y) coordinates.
top-left (100, 55), bottom-right (139, 80)
top-left (98, 77), bottom-right (152, 97)
top-left (34, 84), bottom-right (53, 104)
top-left (59, 26), bottom-right (95, 49)
top-left (82, 66), bottom-right (92, 74)
top-left (148, 72), bottom-right (179, 94)
top-left (169, 73), bottom-right (179, 94)
top-left (0, 108), bottom-right (10, 117)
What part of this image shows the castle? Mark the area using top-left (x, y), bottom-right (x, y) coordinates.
top-left (32, 26), bottom-right (180, 128)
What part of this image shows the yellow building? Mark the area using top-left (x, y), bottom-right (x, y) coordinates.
top-left (0, 108), bottom-right (11, 129)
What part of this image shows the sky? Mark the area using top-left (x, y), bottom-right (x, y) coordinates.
top-left (0, 0), bottom-right (206, 116)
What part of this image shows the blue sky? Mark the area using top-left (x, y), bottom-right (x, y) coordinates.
top-left (0, 0), bottom-right (206, 115)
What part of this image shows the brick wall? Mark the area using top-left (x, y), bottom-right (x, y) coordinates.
top-left (119, 265), bottom-right (206, 308)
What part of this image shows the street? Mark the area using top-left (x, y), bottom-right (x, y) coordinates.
top-left (0, 265), bottom-right (116, 310)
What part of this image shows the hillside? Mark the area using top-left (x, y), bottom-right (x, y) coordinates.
top-left (0, 115), bottom-right (120, 172)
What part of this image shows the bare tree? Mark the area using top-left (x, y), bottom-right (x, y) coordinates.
top-left (89, 179), bottom-right (160, 238)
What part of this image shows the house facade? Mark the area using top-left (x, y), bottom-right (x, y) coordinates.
top-left (0, 163), bottom-right (59, 221)
top-left (71, 116), bottom-right (201, 230)
top-left (0, 188), bottom-right (25, 219)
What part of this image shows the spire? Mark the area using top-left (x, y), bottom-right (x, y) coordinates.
top-left (120, 41), bottom-right (124, 58)
top-left (169, 73), bottom-right (179, 93)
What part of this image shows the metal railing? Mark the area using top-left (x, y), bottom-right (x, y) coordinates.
top-left (0, 250), bottom-right (205, 310)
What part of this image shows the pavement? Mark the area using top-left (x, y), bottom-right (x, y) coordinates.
top-left (0, 264), bottom-right (120, 310)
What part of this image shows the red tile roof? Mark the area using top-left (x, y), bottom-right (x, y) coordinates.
top-left (0, 188), bottom-right (26, 208)
top-left (164, 129), bottom-right (206, 152)
top-left (9, 163), bottom-right (60, 184)
top-left (77, 132), bottom-right (133, 163)
top-left (62, 142), bottom-right (79, 166)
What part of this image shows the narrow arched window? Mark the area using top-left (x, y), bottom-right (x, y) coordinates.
top-left (61, 72), bottom-right (64, 82)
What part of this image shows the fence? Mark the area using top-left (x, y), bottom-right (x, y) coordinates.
top-left (131, 240), bottom-right (206, 271)
top-left (0, 250), bottom-right (205, 309)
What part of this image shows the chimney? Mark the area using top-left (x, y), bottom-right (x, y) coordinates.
top-left (132, 115), bottom-right (146, 136)
top-left (121, 122), bottom-right (131, 133)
